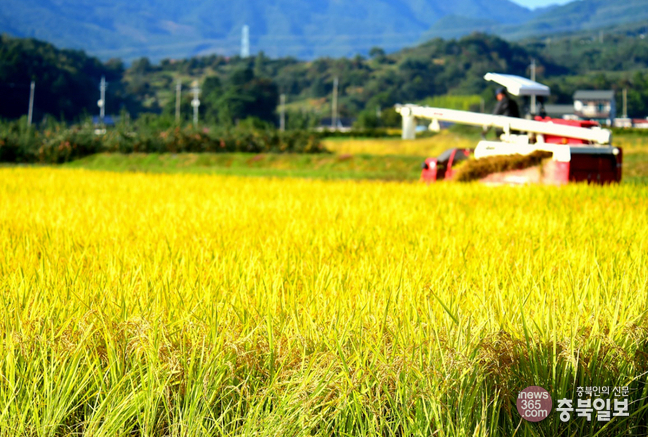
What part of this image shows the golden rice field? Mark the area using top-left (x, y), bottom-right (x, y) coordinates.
top-left (324, 131), bottom-right (475, 157)
top-left (1, 168), bottom-right (648, 436)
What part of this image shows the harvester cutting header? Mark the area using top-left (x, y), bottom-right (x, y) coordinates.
top-left (395, 73), bottom-right (622, 185)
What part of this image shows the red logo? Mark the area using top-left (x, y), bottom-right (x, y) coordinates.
top-left (517, 386), bottom-right (552, 422)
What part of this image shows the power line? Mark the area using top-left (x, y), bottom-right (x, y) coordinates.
top-left (530, 59), bottom-right (536, 115)
top-left (279, 94), bottom-right (286, 132)
top-left (27, 81), bottom-right (35, 127)
top-left (191, 80), bottom-right (200, 128)
top-left (331, 77), bottom-right (338, 130)
top-left (98, 76), bottom-right (107, 124)
top-left (175, 79), bottom-right (181, 124)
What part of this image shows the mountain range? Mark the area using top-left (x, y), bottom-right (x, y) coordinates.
top-left (423, 0), bottom-right (648, 40)
top-left (1, 0), bottom-right (647, 61)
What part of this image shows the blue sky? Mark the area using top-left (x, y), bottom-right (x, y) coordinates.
top-left (511, 0), bottom-right (573, 8)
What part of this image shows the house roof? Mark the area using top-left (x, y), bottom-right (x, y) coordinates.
top-left (544, 104), bottom-right (574, 116)
top-left (573, 90), bottom-right (615, 100)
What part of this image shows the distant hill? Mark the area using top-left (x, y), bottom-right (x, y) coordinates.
top-left (4, 0), bottom-right (648, 62)
top-left (502, 0), bottom-right (648, 40)
top-left (422, 0), bottom-right (648, 42)
top-left (0, 0), bottom-right (534, 61)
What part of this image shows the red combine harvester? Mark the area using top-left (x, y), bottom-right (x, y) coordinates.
top-left (397, 73), bottom-right (622, 185)
top-left (421, 148), bottom-right (473, 182)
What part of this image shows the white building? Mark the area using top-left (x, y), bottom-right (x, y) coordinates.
top-left (573, 90), bottom-right (616, 124)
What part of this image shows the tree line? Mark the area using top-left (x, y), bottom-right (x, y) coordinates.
top-left (3, 28), bottom-right (648, 127)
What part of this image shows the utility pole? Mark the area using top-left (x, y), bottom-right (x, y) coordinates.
top-left (279, 93), bottom-right (286, 132)
top-left (530, 59), bottom-right (537, 115)
top-left (241, 25), bottom-right (250, 58)
top-left (331, 77), bottom-right (339, 131)
top-left (175, 80), bottom-right (182, 124)
top-left (480, 98), bottom-right (485, 114)
top-left (191, 80), bottom-right (200, 128)
top-left (623, 88), bottom-right (628, 119)
top-left (98, 76), bottom-right (107, 125)
top-left (27, 81), bottom-right (35, 128)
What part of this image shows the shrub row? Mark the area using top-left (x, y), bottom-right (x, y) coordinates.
top-left (0, 124), bottom-right (327, 164)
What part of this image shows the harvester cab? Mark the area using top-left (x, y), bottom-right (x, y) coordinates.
top-left (483, 72), bottom-right (550, 117)
top-left (396, 73), bottom-right (622, 185)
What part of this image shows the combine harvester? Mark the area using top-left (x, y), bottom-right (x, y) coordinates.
top-left (395, 73), bottom-right (622, 185)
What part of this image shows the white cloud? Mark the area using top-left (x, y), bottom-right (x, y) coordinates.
top-left (511, 0), bottom-right (573, 9)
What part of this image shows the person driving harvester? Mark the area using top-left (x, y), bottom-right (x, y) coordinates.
top-left (483, 87), bottom-right (521, 138)
top-left (493, 87), bottom-right (520, 118)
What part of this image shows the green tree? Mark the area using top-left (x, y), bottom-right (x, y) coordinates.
top-left (254, 52), bottom-right (268, 78)
top-left (369, 47), bottom-right (385, 58)
top-left (0, 35), bottom-right (140, 121)
top-left (202, 67), bottom-right (279, 126)
top-left (202, 76), bottom-right (223, 122)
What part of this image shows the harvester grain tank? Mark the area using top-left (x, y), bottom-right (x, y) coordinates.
top-left (396, 73), bottom-right (622, 185)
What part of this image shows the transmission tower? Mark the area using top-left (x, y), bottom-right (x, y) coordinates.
top-left (242, 25), bottom-right (250, 58)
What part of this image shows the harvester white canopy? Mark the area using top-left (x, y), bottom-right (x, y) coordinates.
top-left (484, 73), bottom-right (550, 97)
